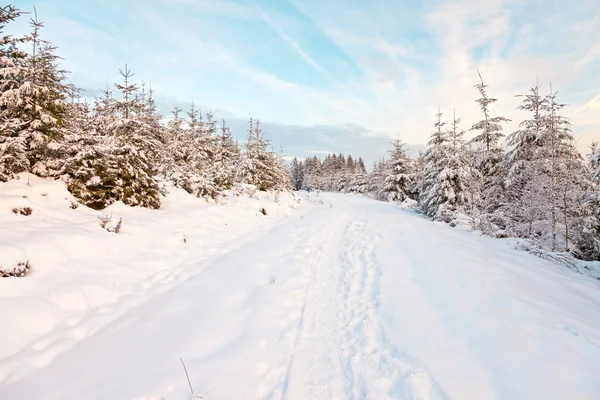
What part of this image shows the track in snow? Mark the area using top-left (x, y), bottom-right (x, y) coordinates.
top-left (281, 200), bottom-right (447, 400)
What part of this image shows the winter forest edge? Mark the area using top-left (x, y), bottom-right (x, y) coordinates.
top-left (2, 4), bottom-right (600, 272)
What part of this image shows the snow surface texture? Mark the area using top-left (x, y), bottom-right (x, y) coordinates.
top-left (0, 175), bottom-right (308, 389)
top-left (1, 180), bottom-right (599, 399)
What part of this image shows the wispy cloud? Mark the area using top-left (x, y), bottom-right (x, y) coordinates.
top-left (254, 5), bottom-right (330, 82)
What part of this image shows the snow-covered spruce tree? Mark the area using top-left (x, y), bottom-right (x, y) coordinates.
top-left (110, 65), bottom-right (163, 208)
top-left (0, 8), bottom-right (70, 181)
top-left (273, 145), bottom-right (292, 191)
top-left (590, 141), bottom-right (600, 189)
top-left (368, 158), bottom-right (389, 199)
top-left (470, 70), bottom-right (510, 176)
top-left (302, 156), bottom-right (321, 190)
top-left (500, 83), bottom-right (548, 236)
top-left (0, 5), bottom-right (28, 181)
top-left (356, 157), bottom-right (367, 174)
top-left (539, 88), bottom-right (587, 252)
top-left (346, 154), bottom-right (355, 172)
top-left (289, 157), bottom-right (304, 190)
top-left (505, 87), bottom-right (587, 253)
top-left (327, 154), bottom-right (339, 191)
top-left (237, 117), bottom-right (289, 191)
top-left (379, 138), bottom-right (412, 202)
top-left (178, 106), bottom-right (220, 198)
top-left (237, 116), bottom-right (261, 187)
top-left (415, 109), bottom-right (475, 221)
top-left (63, 85), bottom-right (119, 210)
top-left (348, 170), bottom-right (369, 194)
top-left (347, 155), bottom-right (368, 194)
top-left (211, 118), bottom-right (239, 192)
top-left (447, 111), bottom-right (480, 216)
top-left (414, 109), bottom-right (447, 217)
top-left (335, 153), bottom-right (351, 192)
top-left (576, 142), bottom-right (600, 260)
top-left (319, 154), bottom-right (332, 190)
top-left (161, 103), bottom-right (204, 194)
top-left (468, 71), bottom-right (510, 220)
top-left (64, 65), bottom-right (162, 209)
top-left (319, 154), bottom-right (333, 190)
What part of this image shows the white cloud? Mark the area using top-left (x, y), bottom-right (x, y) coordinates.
top-left (290, 0), bottom-right (599, 151)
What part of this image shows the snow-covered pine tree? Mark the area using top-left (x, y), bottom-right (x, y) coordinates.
top-left (303, 156), bottom-right (321, 190)
top-left (348, 170), bottom-right (369, 194)
top-left (590, 141), bottom-right (600, 188)
top-left (323, 154), bottom-right (333, 190)
top-left (272, 144), bottom-right (291, 191)
top-left (469, 70), bottom-right (510, 176)
top-left (184, 104), bottom-right (218, 197)
top-left (504, 86), bottom-right (587, 252)
top-left (346, 154), bottom-right (355, 172)
top-left (64, 66), bottom-right (162, 209)
top-left (379, 138), bottom-right (412, 202)
top-left (319, 153), bottom-right (332, 190)
top-left (368, 158), bottom-right (389, 199)
top-left (162, 104), bottom-right (190, 187)
top-left (356, 157), bottom-right (367, 174)
top-left (211, 118), bottom-right (239, 192)
top-left (416, 109), bottom-right (474, 221)
top-left (0, 8), bottom-right (70, 180)
top-left (345, 154), bottom-right (367, 194)
top-left (0, 5), bottom-right (28, 181)
top-left (290, 157), bottom-right (304, 190)
top-left (576, 142), bottom-right (600, 260)
top-left (539, 88), bottom-right (586, 251)
top-left (236, 116), bottom-right (259, 187)
top-left (237, 118), bottom-right (289, 191)
top-left (415, 109), bottom-right (446, 217)
top-left (500, 83), bottom-right (548, 236)
top-left (63, 84), bottom-right (119, 209)
top-left (335, 153), bottom-right (351, 192)
top-left (109, 64), bottom-right (162, 207)
top-left (447, 111), bottom-right (481, 217)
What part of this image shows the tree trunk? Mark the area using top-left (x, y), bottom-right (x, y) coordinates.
top-left (551, 193), bottom-right (557, 251)
top-left (563, 190), bottom-right (569, 252)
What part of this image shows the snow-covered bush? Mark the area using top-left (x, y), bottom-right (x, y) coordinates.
top-left (232, 183), bottom-right (258, 199)
top-left (11, 206), bottom-right (33, 216)
top-left (0, 245), bottom-right (31, 277)
top-left (0, 261), bottom-right (31, 278)
top-left (97, 214), bottom-right (123, 233)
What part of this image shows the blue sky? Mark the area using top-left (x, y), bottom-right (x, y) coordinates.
top-left (11, 0), bottom-right (600, 165)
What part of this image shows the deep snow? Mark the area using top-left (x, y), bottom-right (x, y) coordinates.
top-left (1, 178), bottom-right (599, 400)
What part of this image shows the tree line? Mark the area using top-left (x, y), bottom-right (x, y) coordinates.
top-left (0, 5), bottom-right (290, 210)
top-left (291, 74), bottom-right (600, 262)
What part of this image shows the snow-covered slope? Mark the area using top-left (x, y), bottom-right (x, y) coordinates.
top-left (0, 174), bottom-right (310, 387)
top-left (1, 188), bottom-right (599, 400)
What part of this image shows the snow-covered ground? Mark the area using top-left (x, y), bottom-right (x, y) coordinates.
top-left (1, 180), bottom-right (599, 399)
top-left (0, 175), bottom-right (309, 390)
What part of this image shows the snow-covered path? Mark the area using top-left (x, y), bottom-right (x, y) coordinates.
top-left (2, 194), bottom-right (600, 400)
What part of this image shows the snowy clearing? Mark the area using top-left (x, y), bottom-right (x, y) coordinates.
top-left (1, 182), bottom-right (599, 400)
